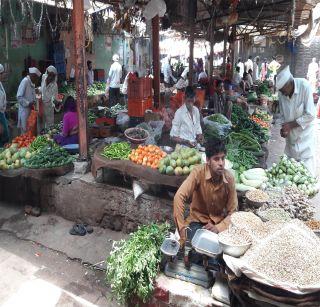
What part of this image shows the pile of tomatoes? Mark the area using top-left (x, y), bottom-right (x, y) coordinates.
top-left (250, 115), bottom-right (270, 129)
top-left (129, 145), bottom-right (166, 169)
top-left (11, 132), bottom-right (36, 148)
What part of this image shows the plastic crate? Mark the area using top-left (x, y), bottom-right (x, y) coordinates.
top-left (94, 69), bottom-right (105, 82)
top-left (128, 97), bottom-right (152, 117)
top-left (128, 77), bottom-right (152, 99)
top-left (95, 117), bottom-right (116, 126)
top-left (195, 88), bottom-right (205, 108)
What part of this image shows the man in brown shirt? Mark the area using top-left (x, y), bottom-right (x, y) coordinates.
top-left (173, 139), bottom-right (238, 244)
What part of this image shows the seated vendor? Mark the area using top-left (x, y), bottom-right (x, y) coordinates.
top-left (54, 96), bottom-right (79, 146)
top-left (209, 80), bottom-right (233, 119)
top-left (170, 86), bottom-right (203, 148)
top-left (173, 139), bottom-right (238, 245)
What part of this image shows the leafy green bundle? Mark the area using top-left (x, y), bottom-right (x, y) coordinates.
top-left (106, 223), bottom-right (169, 303)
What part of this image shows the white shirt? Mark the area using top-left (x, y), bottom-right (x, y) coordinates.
top-left (0, 81), bottom-right (6, 113)
top-left (233, 72), bottom-right (241, 85)
top-left (163, 59), bottom-right (176, 84)
top-left (198, 71), bottom-right (207, 81)
top-left (278, 78), bottom-right (315, 163)
top-left (307, 62), bottom-right (318, 80)
top-left (17, 76), bottom-right (36, 108)
top-left (245, 59), bottom-right (253, 72)
top-left (253, 62), bottom-right (259, 82)
top-left (170, 104), bottom-right (202, 143)
top-left (237, 62), bottom-right (244, 77)
top-left (87, 69), bottom-right (94, 86)
top-left (108, 62), bottom-right (122, 88)
top-left (121, 73), bottom-right (130, 95)
top-left (41, 74), bottom-right (58, 104)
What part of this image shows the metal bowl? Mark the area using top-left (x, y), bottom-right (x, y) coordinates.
top-left (314, 230), bottom-right (320, 238)
top-left (160, 146), bottom-right (173, 154)
top-left (218, 239), bottom-right (252, 258)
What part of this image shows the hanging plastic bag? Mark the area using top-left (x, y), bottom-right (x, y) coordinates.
top-left (27, 110), bottom-right (38, 136)
top-left (203, 114), bottom-right (232, 141)
top-left (143, 0), bottom-right (166, 20)
top-left (137, 120), bottom-right (164, 145)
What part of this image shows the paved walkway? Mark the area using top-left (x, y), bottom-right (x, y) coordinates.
top-left (0, 203), bottom-right (124, 307)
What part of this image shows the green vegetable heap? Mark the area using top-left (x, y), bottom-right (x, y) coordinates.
top-left (106, 223), bottom-right (169, 303)
top-left (227, 132), bottom-right (262, 155)
top-left (226, 144), bottom-right (257, 177)
top-left (101, 142), bottom-right (131, 160)
top-left (88, 110), bottom-right (97, 125)
top-left (207, 113), bottom-right (230, 125)
top-left (266, 155), bottom-right (318, 197)
top-left (29, 135), bottom-right (56, 152)
top-left (25, 146), bottom-right (74, 169)
top-left (231, 105), bottom-right (269, 144)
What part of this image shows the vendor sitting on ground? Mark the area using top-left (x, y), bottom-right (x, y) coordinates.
top-left (209, 79), bottom-right (233, 119)
top-left (170, 86), bottom-right (203, 148)
top-left (54, 96), bottom-right (78, 146)
top-left (174, 139), bottom-right (238, 245)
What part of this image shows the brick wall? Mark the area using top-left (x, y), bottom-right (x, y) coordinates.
top-left (293, 37), bottom-right (320, 78)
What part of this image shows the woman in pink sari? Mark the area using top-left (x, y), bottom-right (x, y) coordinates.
top-left (54, 96), bottom-right (79, 146)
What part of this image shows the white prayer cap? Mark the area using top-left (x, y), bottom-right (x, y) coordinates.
top-left (0, 64), bottom-right (4, 73)
top-left (46, 65), bottom-right (57, 74)
top-left (112, 54), bottom-right (119, 62)
top-left (276, 65), bottom-right (292, 90)
top-left (29, 67), bottom-right (41, 77)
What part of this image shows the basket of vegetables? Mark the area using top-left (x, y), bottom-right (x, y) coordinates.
top-left (124, 127), bottom-right (149, 144)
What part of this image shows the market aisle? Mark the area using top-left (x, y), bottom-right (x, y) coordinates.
top-left (267, 122), bottom-right (320, 219)
top-left (0, 202), bottom-right (125, 307)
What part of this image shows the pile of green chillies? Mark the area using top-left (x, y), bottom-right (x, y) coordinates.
top-left (101, 142), bottom-right (131, 160)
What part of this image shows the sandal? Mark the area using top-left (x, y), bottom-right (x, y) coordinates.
top-left (83, 223), bottom-right (93, 234)
top-left (69, 224), bottom-right (87, 236)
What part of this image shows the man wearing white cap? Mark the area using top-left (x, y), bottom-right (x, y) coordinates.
top-left (40, 65), bottom-right (58, 129)
top-left (276, 65), bottom-right (316, 175)
top-left (0, 64), bottom-right (9, 145)
top-left (106, 54), bottom-right (122, 106)
top-left (17, 67), bottom-right (41, 133)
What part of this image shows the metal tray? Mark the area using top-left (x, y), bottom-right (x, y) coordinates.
top-left (191, 229), bottom-right (222, 258)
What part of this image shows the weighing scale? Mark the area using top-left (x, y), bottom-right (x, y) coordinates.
top-left (160, 229), bottom-right (222, 288)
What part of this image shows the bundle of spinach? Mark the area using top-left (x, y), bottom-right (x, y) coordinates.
top-left (226, 142), bottom-right (258, 178)
top-left (106, 223), bottom-right (169, 303)
top-left (231, 105), bottom-right (269, 143)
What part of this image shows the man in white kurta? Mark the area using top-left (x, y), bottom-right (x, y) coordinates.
top-left (107, 54), bottom-right (122, 106)
top-left (170, 86), bottom-right (203, 147)
top-left (307, 58), bottom-right (318, 93)
top-left (276, 66), bottom-right (316, 175)
top-left (41, 65), bottom-right (58, 129)
top-left (17, 67), bottom-right (41, 133)
top-left (253, 57), bottom-right (260, 82)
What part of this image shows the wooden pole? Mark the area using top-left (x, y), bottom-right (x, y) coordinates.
top-left (152, 15), bottom-right (160, 108)
top-left (189, 21), bottom-right (195, 86)
top-left (72, 0), bottom-right (89, 160)
top-left (209, 21), bottom-right (214, 77)
top-left (222, 26), bottom-right (228, 77)
top-left (230, 25), bottom-right (236, 79)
